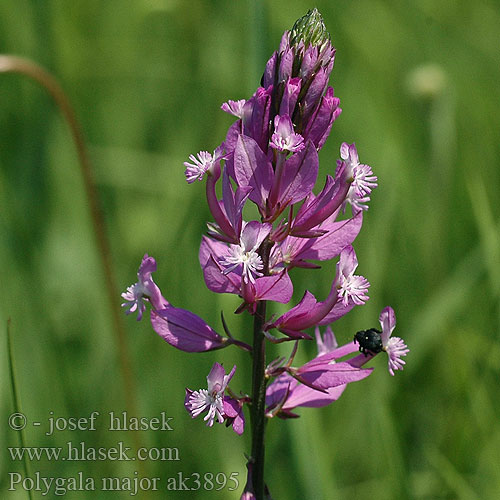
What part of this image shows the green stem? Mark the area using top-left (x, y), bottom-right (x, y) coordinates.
top-left (250, 238), bottom-right (273, 499)
top-left (250, 299), bottom-right (267, 499)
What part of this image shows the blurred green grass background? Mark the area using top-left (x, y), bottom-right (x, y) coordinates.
top-left (1, 0), bottom-right (499, 498)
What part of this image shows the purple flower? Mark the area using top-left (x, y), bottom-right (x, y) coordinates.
top-left (121, 254), bottom-right (167, 320)
top-left (290, 166), bottom-right (352, 235)
top-left (122, 256), bottom-right (228, 352)
top-left (221, 99), bottom-right (246, 119)
top-left (185, 363), bottom-right (237, 427)
top-left (267, 139), bottom-right (319, 212)
top-left (265, 288), bottom-right (335, 338)
top-left (279, 77), bottom-right (301, 117)
top-left (184, 145), bottom-right (225, 184)
top-left (266, 329), bottom-right (373, 416)
top-left (199, 236), bottom-right (243, 294)
top-left (379, 306), bottom-right (409, 376)
top-left (335, 245), bottom-right (370, 306)
top-left (240, 270), bottom-right (294, 314)
top-left (294, 356), bottom-right (372, 391)
top-left (269, 211), bottom-right (363, 270)
top-left (205, 163), bottom-right (245, 244)
top-left (241, 87), bottom-right (272, 153)
top-left (266, 245), bottom-right (368, 337)
top-left (353, 307), bottom-right (409, 376)
top-left (338, 142), bottom-right (378, 212)
top-left (184, 151), bottom-right (214, 183)
top-left (199, 235), bottom-right (293, 307)
top-left (220, 221), bottom-right (271, 284)
top-left (302, 86), bottom-right (341, 149)
top-left (266, 374), bottom-right (347, 417)
top-left (270, 115), bottom-right (305, 153)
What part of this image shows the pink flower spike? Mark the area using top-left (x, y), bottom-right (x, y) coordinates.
top-left (270, 114), bottom-right (305, 153)
top-left (221, 99), bottom-right (246, 119)
top-left (185, 363), bottom-right (236, 427)
top-left (379, 306), bottom-right (409, 376)
top-left (121, 254), bottom-right (168, 321)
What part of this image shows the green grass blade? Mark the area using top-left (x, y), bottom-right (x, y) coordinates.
top-left (6, 318), bottom-right (33, 500)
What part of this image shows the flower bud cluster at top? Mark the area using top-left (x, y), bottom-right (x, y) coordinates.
top-left (123, 9), bottom-right (408, 435)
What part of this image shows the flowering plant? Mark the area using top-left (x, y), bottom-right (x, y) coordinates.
top-left (122, 9), bottom-right (408, 499)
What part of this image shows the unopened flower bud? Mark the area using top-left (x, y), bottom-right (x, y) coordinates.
top-left (289, 8), bottom-right (330, 49)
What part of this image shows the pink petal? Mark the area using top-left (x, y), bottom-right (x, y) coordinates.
top-left (253, 270), bottom-right (293, 303)
top-left (150, 307), bottom-right (225, 352)
top-left (207, 362), bottom-right (226, 392)
top-left (234, 134), bottom-right (274, 209)
top-left (379, 306), bottom-right (396, 344)
top-left (279, 140), bottom-right (319, 205)
top-left (297, 361), bottom-right (373, 390)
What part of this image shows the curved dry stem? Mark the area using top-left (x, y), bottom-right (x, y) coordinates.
top-left (0, 55), bottom-right (139, 429)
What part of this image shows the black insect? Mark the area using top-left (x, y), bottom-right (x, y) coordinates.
top-left (354, 328), bottom-right (383, 356)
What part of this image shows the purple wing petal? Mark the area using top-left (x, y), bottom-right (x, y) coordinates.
top-left (203, 255), bottom-right (241, 294)
top-left (278, 140), bottom-right (319, 206)
top-left (240, 221), bottom-right (272, 251)
top-left (318, 300), bottom-right (355, 325)
top-left (268, 290), bottom-right (318, 331)
top-left (223, 397), bottom-right (245, 435)
top-left (284, 383), bottom-right (346, 409)
top-left (234, 134), bottom-right (274, 209)
top-left (199, 237), bottom-right (240, 294)
top-left (254, 270), bottom-right (293, 303)
top-left (298, 212), bottom-right (363, 261)
top-left (150, 306), bottom-right (225, 352)
top-left (297, 361), bottom-right (373, 390)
